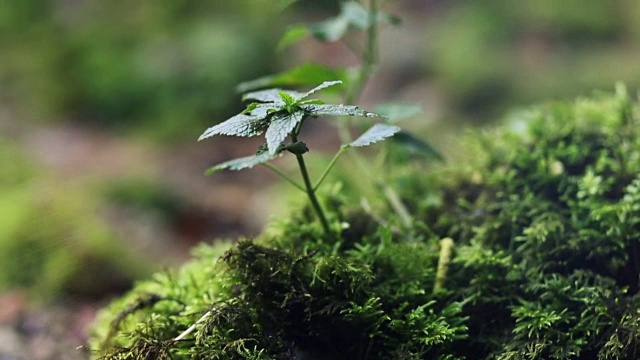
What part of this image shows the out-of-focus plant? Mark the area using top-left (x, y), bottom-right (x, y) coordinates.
top-left (0, 1), bottom-right (282, 139)
top-left (0, 139), bottom-right (150, 301)
top-left (425, 0), bottom-right (640, 120)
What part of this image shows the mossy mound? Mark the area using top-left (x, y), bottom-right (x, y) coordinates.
top-left (90, 86), bottom-right (640, 359)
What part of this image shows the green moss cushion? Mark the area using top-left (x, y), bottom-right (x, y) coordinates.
top-left (90, 85), bottom-right (640, 359)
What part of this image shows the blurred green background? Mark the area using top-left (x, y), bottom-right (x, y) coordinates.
top-left (1, 0), bottom-right (640, 313)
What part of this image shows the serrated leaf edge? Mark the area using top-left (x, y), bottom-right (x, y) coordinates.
top-left (300, 103), bottom-right (382, 118)
top-left (199, 112), bottom-right (270, 140)
top-left (347, 123), bottom-right (401, 148)
top-left (299, 80), bottom-right (343, 100)
top-left (205, 151), bottom-right (282, 174)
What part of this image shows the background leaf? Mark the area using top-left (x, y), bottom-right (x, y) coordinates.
top-left (243, 89), bottom-right (288, 105)
top-left (374, 103), bottom-right (423, 122)
top-left (236, 63), bottom-right (348, 93)
top-left (309, 16), bottom-right (349, 42)
top-left (348, 123), bottom-right (401, 148)
top-left (342, 1), bottom-right (370, 29)
top-left (343, 1), bottom-right (401, 29)
top-left (306, 1), bottom-right (401, 42)
top-left (277, 25), bottom-right (310, 51)
top-left (275, 0), bottom-right (298, 12)
top-left (391, 131), bottom-right (444, 161)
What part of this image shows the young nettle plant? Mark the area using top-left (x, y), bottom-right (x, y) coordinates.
top-left (234, 0), bottom-right (442, 231)
top-left (198, 80), bottom-right (400, 236)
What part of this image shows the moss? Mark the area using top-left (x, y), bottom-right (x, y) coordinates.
top-left (91, 85), bottom-right (640, 359)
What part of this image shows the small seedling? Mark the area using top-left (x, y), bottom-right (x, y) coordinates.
top-left (199, 80), bottom-right (400, 237)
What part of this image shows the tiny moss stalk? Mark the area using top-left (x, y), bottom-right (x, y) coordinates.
top-left (433, 237), bottom-right (454, 293)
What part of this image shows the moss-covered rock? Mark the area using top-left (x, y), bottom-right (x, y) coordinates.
top-left (90, 85), bottom-right (640, 359)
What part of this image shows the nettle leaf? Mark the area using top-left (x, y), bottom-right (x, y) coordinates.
top-left (299, 99), bottom-right (324, 106)
top-left (299, 80), bottom-right (343, 100)
top-left (307, 1), bottom-right (401, 42)
top-left (198, 111), bottom-right (270, 140)
top-left (236, 63), bottom-right (348, 93)
top-left (374, 103), bottom-right (422, 122)
top-left (266, 111), bottom-right (305, 155)
top-left (205, 150), bottom-right (282, 174)
top-left (348, 123), bottom-right (401, 148)
top-left (278, 91), bottom-right (297, 106)
top-left (276, 0), bottom-right (298, 11)
top-left (245, 87), bottom-right (321, 105)
top-left (301, 104), bottom-right (379, 118)
top-left (244, 89), bottom-right (287, 105)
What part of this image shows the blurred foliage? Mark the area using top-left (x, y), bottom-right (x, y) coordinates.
top-left (100, 178), bottom-right (184, 225)
top-left (424, 0), bottom-right (640, 120)
top-left (3, 0), bottom-right (640, 138)
top-left (91, 86), bottom-right (640, 358)
top-left (0, 138), bottom-right (151, 301)
top-left (0, 1), bottom-right (284, 139)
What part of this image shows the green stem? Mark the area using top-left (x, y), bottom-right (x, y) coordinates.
top-left (261, 162), bottom-right (306, 192)
top-left (314, 146), bottom-right (349, 191)
top-left (345, 0), bottom-right (378, 106)
top-left (337, 0), bottom-right (378, 146)
top-left (295, 152), bottom-right (332, 236)
top-left (291, 119), bottom-right (332, 236)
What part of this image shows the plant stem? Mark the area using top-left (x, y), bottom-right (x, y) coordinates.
top-left (295, 152), bottom-right (332, 236)
top-left (314, 146), bottom-right (349, 191)
top-left (291, 119), bottom-right (332, 236)
top-left (337, 0), bottom-right (378, 144)
top-left (262, 162), bottom-right (306, 192)
top-left (345, 0), bottom-right (378, 106)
